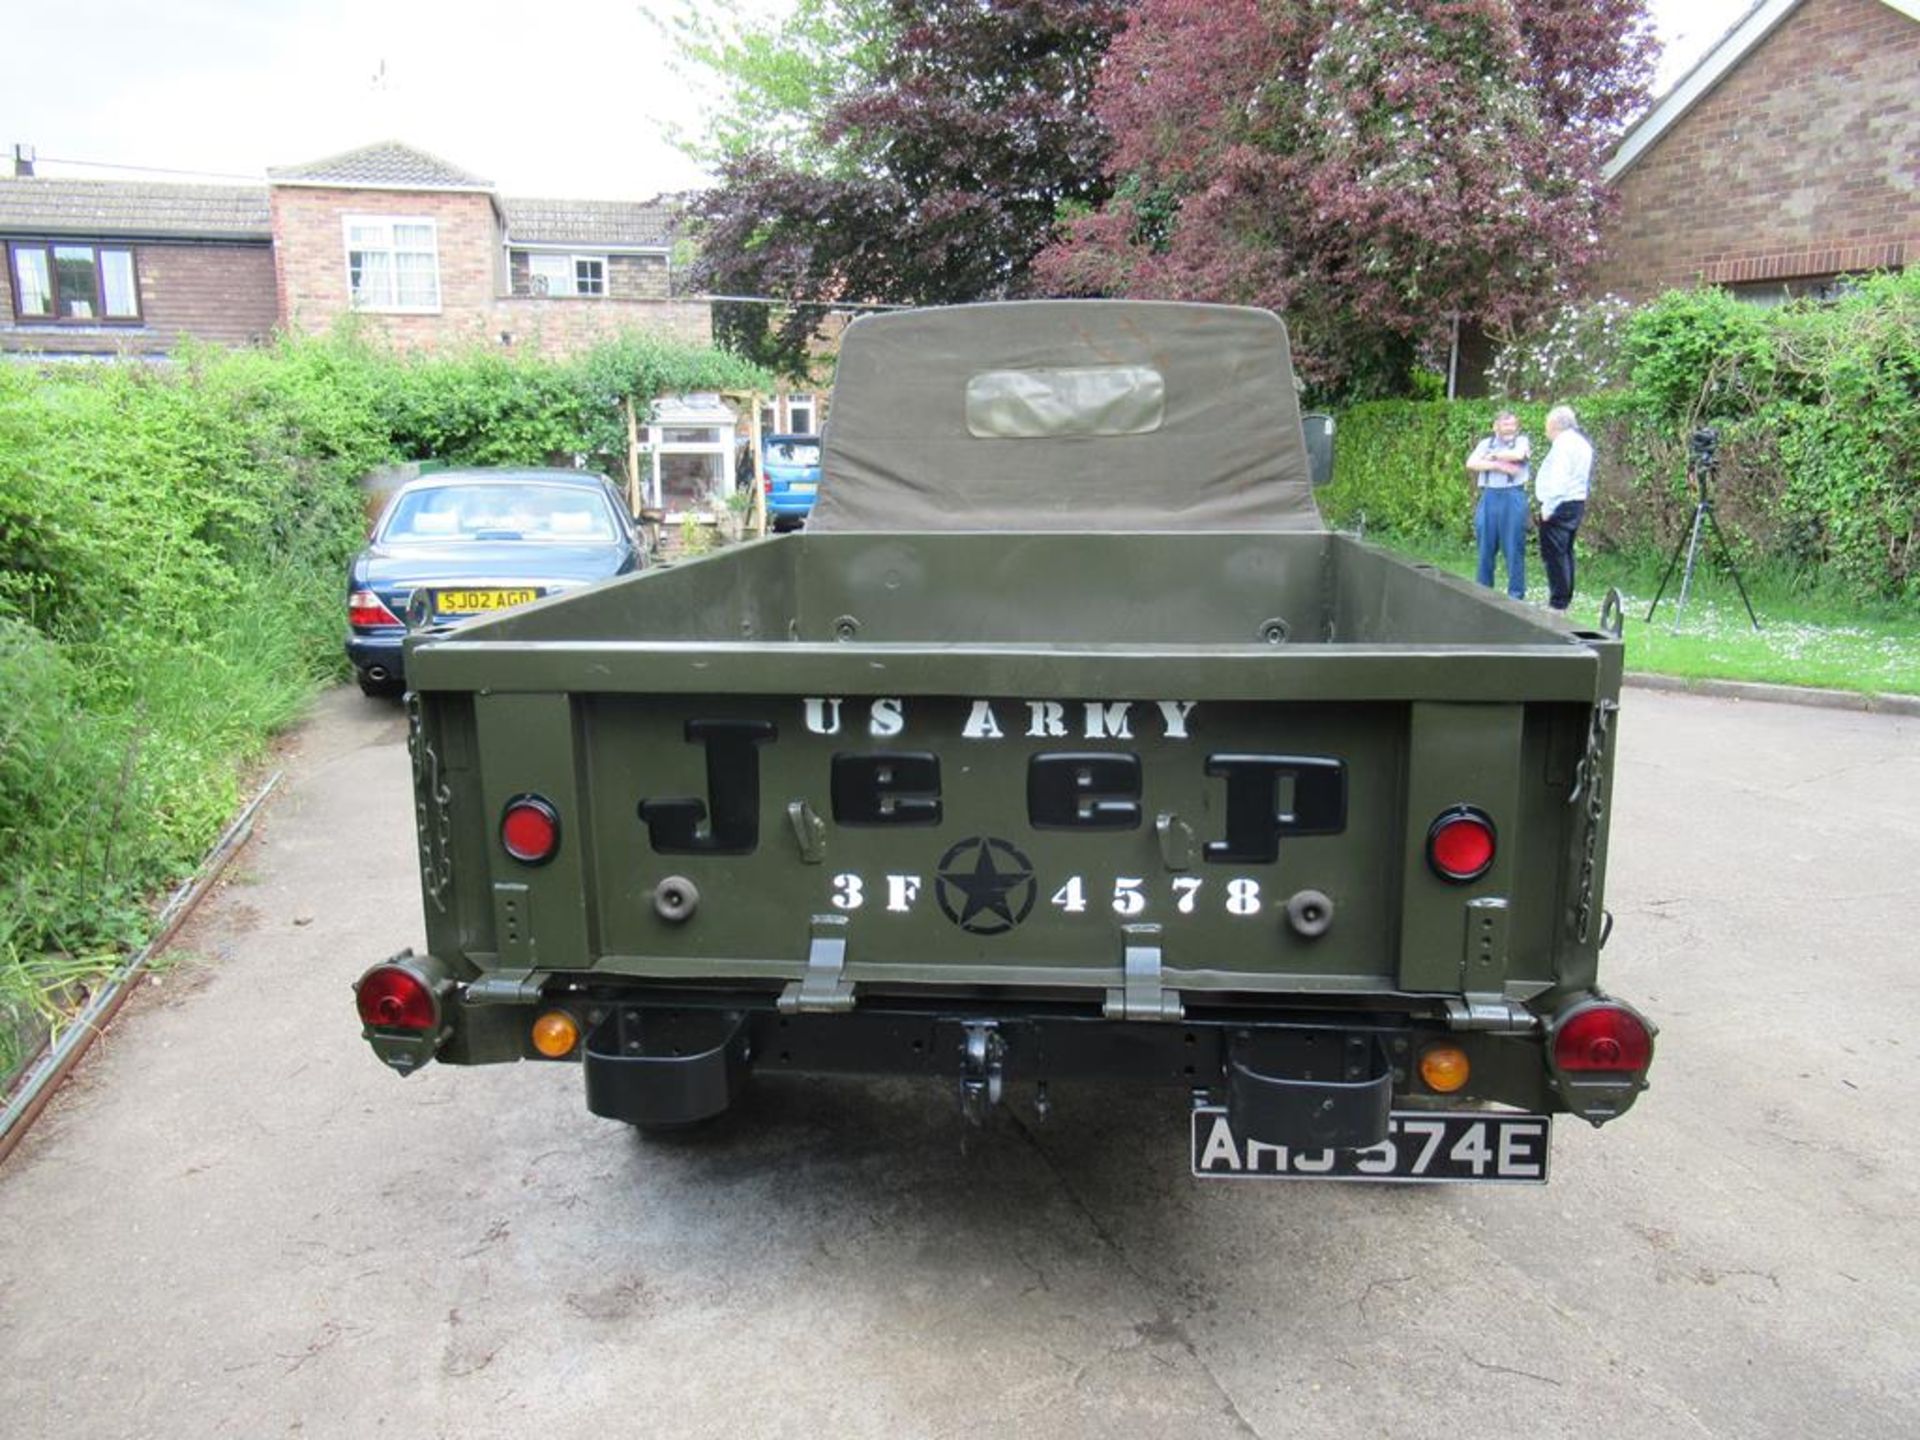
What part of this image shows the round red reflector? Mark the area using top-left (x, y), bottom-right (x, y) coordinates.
top-left (1553, 1005), bottom-right (1653, 1072)
top-left (356, 966), bottom-right (438, 1031)
top-left (500, 795), bottom-right (560, 864)
top-left (1427, 807), bottom-right (1496, 882)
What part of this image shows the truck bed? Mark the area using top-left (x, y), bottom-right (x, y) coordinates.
top-left (406, 532), bottom-right (1620, 1009)
top-left (414, 532), bottom-right (1610, 699)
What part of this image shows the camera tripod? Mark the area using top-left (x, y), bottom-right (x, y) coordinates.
top-left (1645, 457), bottom-right (1760, 629)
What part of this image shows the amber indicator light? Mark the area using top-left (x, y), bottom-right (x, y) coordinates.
top-left (1419, 1044), bottom-right (1471, 1093)
top-left (531, 1011), bottom-right (580, 1058)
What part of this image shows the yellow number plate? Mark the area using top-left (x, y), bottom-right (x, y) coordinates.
top-left (433, 587), bottom-right (539, 616)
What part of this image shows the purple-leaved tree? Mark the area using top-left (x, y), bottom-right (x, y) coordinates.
top-left (1033, 0), bottom-right (1657, 398)
top-left (691, 0), bottom-right (1127, 377)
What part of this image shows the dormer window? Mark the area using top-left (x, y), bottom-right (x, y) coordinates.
top-left (9, 242), bottom-right (141, 323)
top-left (528, 253), bottom-right (607, 297)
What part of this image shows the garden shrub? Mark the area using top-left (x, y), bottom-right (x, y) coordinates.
top-left (1328, 272), bottom-right (1918, 605)
top-left (0, 328), bottom-right (768, 1078)
top-left (1624, 286), bottom-right (1777, 423)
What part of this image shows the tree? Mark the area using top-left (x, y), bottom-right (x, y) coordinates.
top-left (1033, 0), bottom-right (1658, 399)
top-left (687, 0), bottom-right (1128, 376)
top-left (665, 0), bottom-right (895, 172)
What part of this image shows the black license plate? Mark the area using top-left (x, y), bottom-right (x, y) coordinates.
top-left (1191, 1107), bottom-right (1551, 1184)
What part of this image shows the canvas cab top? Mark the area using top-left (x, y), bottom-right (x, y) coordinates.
top-left (810, 301), bottom-right (1324, 535)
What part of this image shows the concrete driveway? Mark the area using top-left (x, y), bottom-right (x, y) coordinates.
top-left (1, 685), bottom-right (1915, 1439)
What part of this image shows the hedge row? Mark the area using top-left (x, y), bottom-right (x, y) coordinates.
top-left (0, 330), bottom-right (767, 1078)
top-left (1316, 393), bottom-right (1710, 557)
top-left (1318, 271), bottom-right (1919, 605)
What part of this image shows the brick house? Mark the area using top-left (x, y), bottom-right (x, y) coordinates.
top-left (1587, 0), bottom-right (1919, 301)
top-left (3, 141), bottom-right (715, 358)
top-left (266, 141), bottom-right (712, 354)
top-left (0, 176), bottom-right (278, 357)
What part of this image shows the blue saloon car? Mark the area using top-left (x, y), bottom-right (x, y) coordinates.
top-left (762, 433), bottom-right (822, 530)
top-left (347, 467), bottom-right (642, 696)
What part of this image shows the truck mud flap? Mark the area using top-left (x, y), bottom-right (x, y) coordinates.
top-left (584, 1008), bottom-right (750, 1128)
top-left (1226, 1033), bottom-right (1392, 1151)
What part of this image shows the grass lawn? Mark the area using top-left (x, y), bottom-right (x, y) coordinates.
top-left (1373, 535), bottom-right (1920, 698)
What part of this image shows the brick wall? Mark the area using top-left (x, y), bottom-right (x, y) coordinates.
top-left (1586, 0), bottom-right (1918, 299)
top-left (491, 297), bottom-right (712, 356)
top-left (270, 184), bottom-right (505, 348)
top-left (1, 241), bottom-right (277, 357)
top-left (610, 253), bottom-right (670, 301)
top-left (272, 185), bottom-right (705, 354)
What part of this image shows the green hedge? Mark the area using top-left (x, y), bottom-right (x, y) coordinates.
top-left (1319, 270), bottom-right (1919, 605)
top-left (1318, 393), bottom-right (1693, 554)
top-left (374, 331), bottom-right (770, 469)
top-left (0, 329), bottom-right (768, 1078)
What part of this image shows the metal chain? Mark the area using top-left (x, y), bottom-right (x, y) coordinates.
top-left (407, 693), bottom-right (454, 914)
top-left (1569, 699), bottom-right (1618, 944)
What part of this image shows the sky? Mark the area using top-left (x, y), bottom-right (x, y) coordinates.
top-left (5, 0), bottom-right (1760, 201)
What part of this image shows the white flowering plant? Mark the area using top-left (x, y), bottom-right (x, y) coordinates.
top-left (1486, 295), bottom-right (1636, 401)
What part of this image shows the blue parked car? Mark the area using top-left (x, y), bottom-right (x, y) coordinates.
top-left (347, 467), bottom-right (642, 696)
top-left (761, 433), bottom-right (822, 530)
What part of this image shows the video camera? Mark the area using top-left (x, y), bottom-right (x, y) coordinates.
top-left (1688, 426), bottom-right (1720, 473)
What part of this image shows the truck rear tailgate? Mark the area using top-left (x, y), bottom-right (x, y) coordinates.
top-left (419, 681), bottom-right (1602, 1012)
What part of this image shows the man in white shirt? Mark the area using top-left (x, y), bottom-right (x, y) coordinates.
top-left (1464, 410), bottom-right (1532, 600)
top-left (1536, 404), bottom-right (1594, 612)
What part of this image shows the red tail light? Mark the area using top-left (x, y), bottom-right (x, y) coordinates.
top-left (501, 794), bottom-right (561, 865)
top-left (1427, 806), bottom-right (1496, 882)
top-left (1553, 1003), bottom-right (1654, 1072)
top-left (356, 964), bottom-right (439, 1032)
top-left (348, 589), bottom-right (403, 630)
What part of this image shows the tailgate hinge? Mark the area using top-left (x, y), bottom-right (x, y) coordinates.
top-left (1443, 996), bottom-right (1540, 1033)
top-left (464, 970), bottom-right (550, 1005)
top-left (1105, 925), bottom-right (1184, 1022)
top-left (1454, 897), bottom-right (1531, 1030)
top-left (780, 914), bottom-right (856, 1014)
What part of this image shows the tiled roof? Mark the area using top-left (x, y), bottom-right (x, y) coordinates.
top-left (502, 196), bottom-right (678, 249)
top-left (267, 140), bottom-right (493, 191)
top-left (0, 150), bottom-right (682, 251)
top-left (0, 177), bottom-right (271, 240)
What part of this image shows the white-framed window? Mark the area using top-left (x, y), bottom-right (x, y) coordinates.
top-left (786, 399), bottom-right (815, 435)
top-left (527, 253), bottom-right (608, 297)
top-left (344, 217), bottom-right (440, 312)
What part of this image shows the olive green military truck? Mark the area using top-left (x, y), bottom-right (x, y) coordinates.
top-left (357, 302), bottom-right (1653, 1183)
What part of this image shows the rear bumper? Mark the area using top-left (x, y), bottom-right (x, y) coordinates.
top-left (411, 983), bottom-right (1600, 1144)
top-left (578, 1003), bottom-right (1414, 1143)
top-left (347, 628), bottom-right (405, 679)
